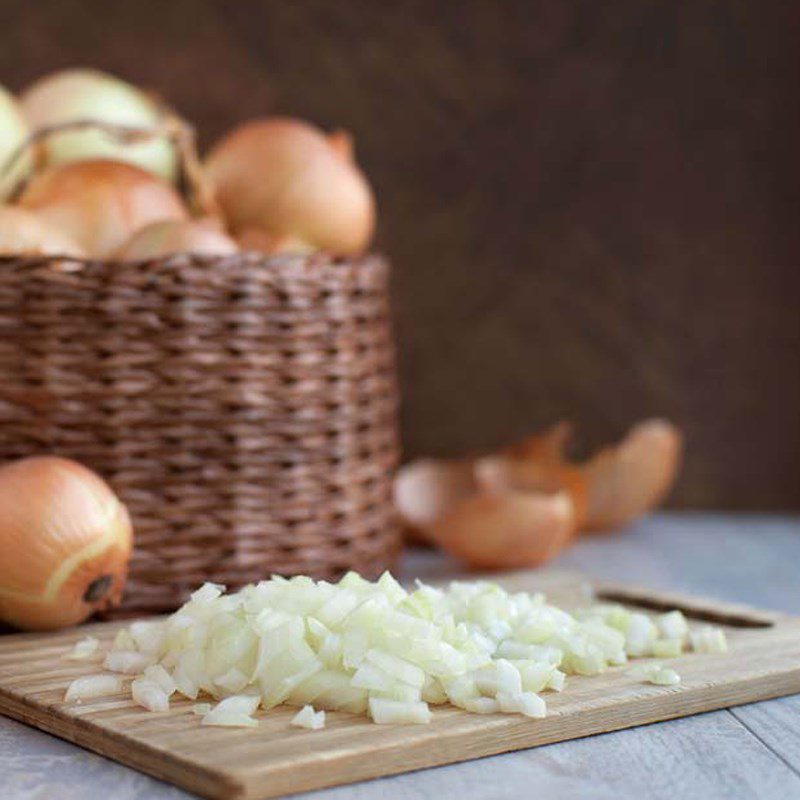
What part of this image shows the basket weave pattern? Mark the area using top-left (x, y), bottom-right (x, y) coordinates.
top-left (0, 252), bottom-right (401, 613)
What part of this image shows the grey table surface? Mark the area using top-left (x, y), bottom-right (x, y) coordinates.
top-left (2, 511), bottom-right (799, 800)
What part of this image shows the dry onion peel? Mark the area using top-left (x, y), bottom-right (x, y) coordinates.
top-left (581, 419), bottom-right (683, 531)
top-left (0, 456), bottom-right (132, 630)
top-left (67, 574), bottom-right (725, 728)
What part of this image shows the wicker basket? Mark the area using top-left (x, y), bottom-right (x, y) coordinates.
top-left (0, 251), bottom-right (401, 613)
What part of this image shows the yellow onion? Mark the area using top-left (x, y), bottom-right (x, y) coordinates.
top-left (114, 218), bottom-right (238, 260)
top-left (0, 456), bottom-right (132, 630)
top-left (205, 118), bottom-right (375, 256)
top-left (0, 205), bottom-right (85, 257)
top-left (19, 68), bottom-right (176, 181)
top-left (0, 84), bottom-right (31, 200)
top-left (18, 159), bottom-right (188, 258)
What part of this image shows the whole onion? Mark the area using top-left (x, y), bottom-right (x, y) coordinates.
top-left (18, 159), bottom-right (189, 258)
top-left (0, 85), bottom-right (31, 200)
top-left (205, 118), bottom-right (375, 256)
top-left (20, 68), bottom-right (177, 181)
top-left (0, 205), bottom-right (85, 257)
top-left (114, 218), bottom-right (238, 260)
top-left (0, 456), bottom-right (132, 630)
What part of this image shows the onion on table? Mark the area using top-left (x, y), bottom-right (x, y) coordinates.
top-left (64, 572), bottom-right (727, 728)
top-left (0, 456), bottom-right (132, 630)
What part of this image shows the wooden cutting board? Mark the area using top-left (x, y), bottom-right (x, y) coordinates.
top-left (1, 570), bottom-right (798, 800)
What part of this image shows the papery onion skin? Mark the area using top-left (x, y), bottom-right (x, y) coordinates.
top-left (0, 205), bottom-right (86, 257)
top-left (582, 419), bottom-right (683, 532)
top-left (19, 159), bottom-right (188, 258)
top-left (0, 85), bottom-right (31, 201)
top-left (19, 68), bottom-right (176, 181)
top-left (430, 488), bottom-right (573, 570)
top-left (393, 458), bottom-right (476, 545)
top-left (114, 218), bottom-right (239, 260)
top-left (0, 456), bottom-right (132, 631)
top-left (205, 118), bottom-right (376, 256)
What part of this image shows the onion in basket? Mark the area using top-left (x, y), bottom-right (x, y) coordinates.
top-left (0, 205), bottom-right (85, 257)
top-left (114, 219), bottom-right (239, 260)
top-left (0, 85), bottom-right (30, 201)
top-left (0, 456), bottom-right (132, 630)
top-left (205, 118), bottom-right (375, 256)
top-left (18, 159), bottom-right (188, 258)
top-left (19, 68), bottom-right (177, 181)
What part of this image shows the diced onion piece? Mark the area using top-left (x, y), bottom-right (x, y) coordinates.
top-left (131, 678), bottom-right (169, 712)
top-left (496, 691), bottom-right (546, 718)
top-left (368, 697), bottom-right (431, 724)
top-left (192, 703), bottom-right (212, 716)
top-left (657, 610), bottom-right (689, 641)
top-left (649, 667), bottom-right (681, 686)
top-left (144, 664), bottom-right (176, 696)
top-left (291, 704), bottom-right (326, 730)
top-left (651, 638), bottom-right (683, 658)
top-left (202, 712), bottom-right (258, 728)
top-left (64, 636), bottom-right (99, 661)
top-left (104, 650), bottom-right (153, 674)
top-left (65, 674), bottom-right (122, 702)
top-left (213, 695), bottom-right (260, 716)
top-left (690, 625), bottom-right (728, 654)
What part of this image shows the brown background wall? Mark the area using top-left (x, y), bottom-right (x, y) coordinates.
top-left (1, 0), bottom-right (799, 509)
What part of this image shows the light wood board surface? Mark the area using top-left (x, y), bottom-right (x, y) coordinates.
top-left (1, 564), bottom-right (799, 800)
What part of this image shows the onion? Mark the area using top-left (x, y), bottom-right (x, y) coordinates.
top-left (64, 674), bottom-right (122, 702)
top-left (19, 159), bottom-right (188, 257)
top-left (19, 68), bottom-right (176, 180)
top-left (205, 118), bottom-right (375, 256)
top-left (85, 572), bottom-right (709, 727)
top-left (291, 705), bottom-right (325, 730)
top-left (0, 456), bottom-right (132, 630)
top-left (0, 205), bottom-right (85, 257)
top-left (64, 636), bottom-right (100, 661)
top-left (114, 218), bottom-right (238, 260)
top-left (0, 85), bottom-right (31, 200)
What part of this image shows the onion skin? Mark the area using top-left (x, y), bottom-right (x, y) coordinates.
top-left (429, 487), bottom-right (573, 570)
top-left (0, 85), bottom-right (31, 201)
top-left (393, 458), bottom-right (475, 545)
top-left (205, 118), bottom-right (375, 256)
top-left (19, 68), bottom-right (176, 181)
top-left (18, 159), bottom-right (188, 258)
top-left (0, 205), bottom-right (85, 257)
top-left (114, 218), bottom-right (239, 260)
top-left (582, 419), bottom-right (683, 532)
top-left (0, 456), bottom-right (132, 631)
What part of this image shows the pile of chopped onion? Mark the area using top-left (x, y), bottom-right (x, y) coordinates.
top-left (64, 573), bottom-right (727, 726)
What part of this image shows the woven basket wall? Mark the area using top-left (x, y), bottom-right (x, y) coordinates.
top-left (0, 252), bottom-right (401, 613)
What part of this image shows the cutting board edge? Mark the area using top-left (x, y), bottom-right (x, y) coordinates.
top-left (0, 686), bottom-right (238, 800)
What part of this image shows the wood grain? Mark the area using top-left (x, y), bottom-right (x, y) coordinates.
top-left (1, 572), bottom-right (800, 800)
top-left (0, 0), bottom-right (798, 509)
